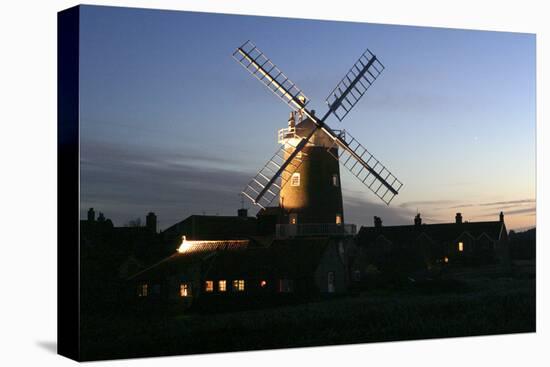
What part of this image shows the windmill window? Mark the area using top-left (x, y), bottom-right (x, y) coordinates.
top-left (205, 280), bottom-right (214, 292)
top-left (291, 172), bottom-right (301, 186)
top-left (233, 279), bottom-right (245, 291)
top-left (180, 283), bottom-right (191, 297)
top-left (219, 280), bottom-right (227, 292)
top-left (458, 242), bottom-right (464, 252)
top-left (137, 283), bottom-right (148, 297)
top-left (332, 174), bottom-right (339, 187)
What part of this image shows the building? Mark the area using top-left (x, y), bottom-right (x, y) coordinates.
top-left (353, 212), bottom-right (510, 281)
top-left (129, 236), bottom-right (350, 310)
top-left (161, 212), bottom-right (257, 241)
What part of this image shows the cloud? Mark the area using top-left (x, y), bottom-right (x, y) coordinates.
top-left (343, 189), bottom-right (415, 227)
top-left (398, 199), bottom-right (459, 209)
top-left (478, 199), bottom-right (536, 207)
top-left (442, 198), bottom-right (535, 210)
top-left (80, 139), bottom-right (253, 228)
top-left (479, 206), bottom-right (536, 217)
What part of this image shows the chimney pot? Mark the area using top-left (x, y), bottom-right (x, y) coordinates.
top-left (455, 212), bottom-right (463, 224)
top-left (414, 213), bottom-right (422, 227)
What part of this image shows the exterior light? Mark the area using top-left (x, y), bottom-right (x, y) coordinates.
top-left (177, 235), bottom-right (192, 253)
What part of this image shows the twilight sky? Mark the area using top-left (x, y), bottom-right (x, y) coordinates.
top-left (79, 5), bottom-right (536, 231)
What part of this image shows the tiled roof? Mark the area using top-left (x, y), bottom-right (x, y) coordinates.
top-left (130, 237), bottom-right (331, 281)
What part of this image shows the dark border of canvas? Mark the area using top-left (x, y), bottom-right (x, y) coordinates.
top-left (58, 5), bottom-right (80, 361)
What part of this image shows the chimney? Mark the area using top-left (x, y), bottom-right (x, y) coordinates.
top-left (414, 213), bottom-right (422, 227)
top-left (87, 208), bottom-right (95, 222)
top-left (499, 211), bottom-right (504, 223)
top-left (374, 216), bottom-right (382, 228)
top-left (455, 212), bottom-right (463, 224)
top-left (238, 208), bottom-right (248, 218)
top-left (146, 212), bottom-right (157, 233)
top-left (288, 112), bottom-right (295, 128)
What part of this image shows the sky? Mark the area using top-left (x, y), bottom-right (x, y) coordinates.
top-left (79, 5), bottom-right (536, 231)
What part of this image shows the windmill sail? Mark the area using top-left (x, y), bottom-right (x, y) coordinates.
top-left (233, 40), bottom-right (309, 111)
top-left (328, 130), bottom-right (403, 205)
top-left (233, 40), bottom-right (403, 208)
top-left (325, 49), bottom-right (385, 122)
top-left (241, 141), bottom-right (307, 209)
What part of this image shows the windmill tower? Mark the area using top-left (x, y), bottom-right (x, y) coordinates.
top-left (279, 113), bottom-right (344, 225)
top-left (234, 41), bottom-right (403, 230)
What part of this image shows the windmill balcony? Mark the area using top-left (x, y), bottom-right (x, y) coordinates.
top-left (276, 223), bottom-right (356, 239)
top-left (278, 127), bottom-right (345, 144)
top-left (278, 127), bottom-right (297, 144)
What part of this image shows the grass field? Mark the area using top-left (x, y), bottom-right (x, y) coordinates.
top-left (80, 268), bottom-right (535, 361)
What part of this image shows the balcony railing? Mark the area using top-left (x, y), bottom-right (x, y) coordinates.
top-left (276, 223), bottom-right (356, 239)
top-left (278, 127), bottom-right (296, 144)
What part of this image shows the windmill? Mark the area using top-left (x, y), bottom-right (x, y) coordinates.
top-left (233, 40), bottom-right (403, 227)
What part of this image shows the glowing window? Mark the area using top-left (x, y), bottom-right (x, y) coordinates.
top-left (444, 257), bottom-right (449, 263)
top-left (336, 214), bottom-right (342, 225)
top-left (260, 280), bottom-right (267, 288)
top-left (219, 280), bottom-right (227, 292)
top-left (180, 283), bottom-right (191, 297)
top-left (458, 242), bottom-right (464, 252)
top-left (138, 283), bottom-right (148, 297)
top-left (290, 213), bottom-right (297, 225)
top-left (205, 280), bottom-right (214, 292)
top-left (233, 279), bottom-right (245, 291)
top-left (332, 174), bottom-right (339, 187)
top-left (291, 173), bottom-right (300, 186)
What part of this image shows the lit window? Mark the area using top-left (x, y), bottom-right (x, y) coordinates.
top-left (336, 214), bottom-right (342, 225)
top-left (205, 280), bottom-right (214, 292)
top-left (444, 257), bottom-right (449, 263)
top-left (332, 174), bottom-right (339, 187)
top-left (278, 279), bottom-right (294, 293)
top-left (291, 172), bottom-right (300, 186)
top-left (219, 280), bottom-right (227, 292)
top-left (180, 283), bottom-right (191, 297)
top-left (138, 283), bottom-right (148, 297)
top-left (260, 280), bottom-right (267, 288)
top-left (290, 213), bottom-right (297, 225)
top-left (458, 242), bottom-right (464, 252)
top-left (233, 279), bottom-right (245, 291)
